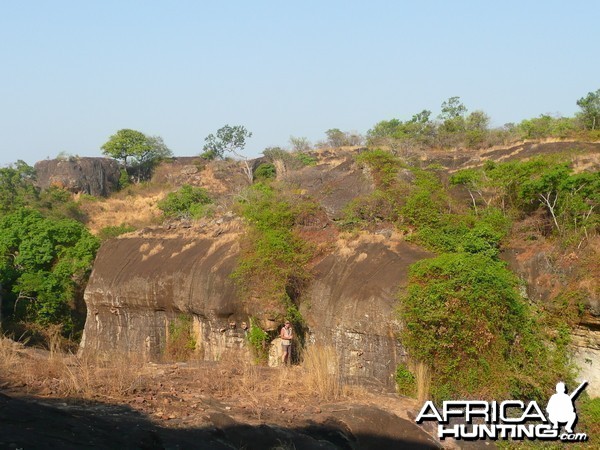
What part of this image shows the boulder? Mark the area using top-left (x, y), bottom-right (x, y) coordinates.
top-left (80, 226), bottom-right (432, 387)
top-left (34, 157), bottom-right (120, 196)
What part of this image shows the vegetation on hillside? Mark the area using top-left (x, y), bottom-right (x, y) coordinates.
top-left (0, 209), bottom-right (99, 336)
top-left (1, 89), bottom-right (598, 415)
top-left (232, 182), bottom-right (316, 327)
top-left (157, 184), bottom-right (214, 219)
top-left (367, 89), bottom-right (600, 151)
top-left (0, 162), bottom-right (100, 338)
top-left (101, 128), bottom-right (173, 184)
top-left (339, 146), bottom-right (597, 402)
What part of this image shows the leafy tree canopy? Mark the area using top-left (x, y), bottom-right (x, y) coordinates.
top-left (0, 208), bottom-right (100, 334)
top-left (201, 125), bottom-right (252, 160)
top-left (0, 161), bottom-right (38, 215)
top-left (576, 88), bottom-right (600, 130)
top-left (101, 129), bottom-right (172, 182)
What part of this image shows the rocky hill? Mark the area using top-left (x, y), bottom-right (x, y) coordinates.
top-left (78, 141), bottom-right (600, 397)
top-left (3, 141), bottom-right (598, 449)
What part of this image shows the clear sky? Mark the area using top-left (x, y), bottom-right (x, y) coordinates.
top-left (1, 0), bottom-right (598, 166)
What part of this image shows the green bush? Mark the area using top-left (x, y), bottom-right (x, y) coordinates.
top-left (398, 252), bottom-right (572, 402)
top-left (247, 318), bottom-right (269, 361)
top-left (157, 185), bottom-right (213, 219)
top-left (355, 149), bottom-right (403, 188)
top-left (401, 169), bottom-right (447, 228)
top-left (0, 208), bottom-right (100, 335)
top-left (578, 396), bottom-right (600, 437)
top-left (166, 314), bottom-right (196, 361)
top-left (233, 183), bottom-right (314, 320)
top-left (395, 364), bottom-right (416, 397)
top-left (413, 208), bottom-right (510, 256)
top-left (118, 168), bottom-right (130, 189)
top-left (295, 152), bottom-right (317, 166)
top-left (254, 163), bottom-right (276, 181)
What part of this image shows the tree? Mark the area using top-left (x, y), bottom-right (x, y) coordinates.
top-left (101, 129), bottom-right (148, 168)
top-left (367, 119), bottom-right (403, 141)
top-left (576, 89), bottom-right (600, 130)
top-left (439, 96), bottom-right (467, 134)
top-left (201, 125), bottom-right (252, 160)
top-left (0, 208), bottom-right (100, 334)
top-left (131, 135), bottom-right (172, 182)
top-left (289, 136), bottom-right (312, 153)
top-left (325, 128), bottom-right (344, 148)
top-left (101, 129), bottom-right (172, 183)
top-left (202, 125), bottom-right (254, 182)
top-left (0, 161), bottom-right (37, 215)
top-left (465, 110), bottom-right (490, 148)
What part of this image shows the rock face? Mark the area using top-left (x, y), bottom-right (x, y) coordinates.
top-left (303, 236), bottom-right (432, 385)
top-left (80, 225), bottom-right (431, 387)
top-left (34, 157), bottom-right (120, 196)
top-left (80, 224), bottom-right (247, 361)
top-left (503, 242), bottom-right (600, 398)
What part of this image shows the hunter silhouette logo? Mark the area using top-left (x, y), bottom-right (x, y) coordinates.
top-left (546, 381), bottom-right (586, 434)
top-left (415, 380), bottom-right (589, 442)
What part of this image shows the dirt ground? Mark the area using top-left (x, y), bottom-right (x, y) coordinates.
top-left (0, 344), bottom-right (455, 450)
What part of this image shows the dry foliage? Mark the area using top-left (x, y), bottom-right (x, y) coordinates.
top-left (0, 338), bottom-right (371, 425)
top-left (300, 344), bottom-right (342, 400)
top-left (0, 336), bottom-right (146, 400)
top-left (79, 183), bottom-right (167, 234)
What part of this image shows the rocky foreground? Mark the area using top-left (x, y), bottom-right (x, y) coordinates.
top-left (0, 354), bottom-right (453, 450)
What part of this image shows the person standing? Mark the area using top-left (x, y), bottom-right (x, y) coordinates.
top-left (280, 320), bottom-right (293, 365)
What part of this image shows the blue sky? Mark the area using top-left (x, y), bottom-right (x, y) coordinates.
top-left (1, 0), bottom-right (598, 166)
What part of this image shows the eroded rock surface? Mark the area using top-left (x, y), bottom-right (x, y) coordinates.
top-left (80, 223), bottom-right (431, 386)
top-left (80, 223), bottom-right (246, 361)
top-left (34, 157), bottom-right (120, 196)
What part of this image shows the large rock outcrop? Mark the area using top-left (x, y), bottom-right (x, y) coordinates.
top-left (80, 223), bottom-right (431, 387)
top-left (34, 157), bottom-right (120, 196)
top-left (303, 234), bottom-right (432, 385)
top-left (79, 222), bottom-right (245, 361)
top-left (503, 238), bottom-right (600, 397)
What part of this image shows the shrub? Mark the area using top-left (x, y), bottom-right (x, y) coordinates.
top-left (157, 185), bottom-right (213, 219)
top-left (233, 183), bottom-right (315, 321)
top-left (355, 148), bottom-right (403, 188)
top-left (294, 152), bottom-right (317, 167)
top-left (247, 318), bottom-right (269, 361)
top-left (166, 314), bottom-right (196, 361)
top-left (395, 364), bottom-right (416, 397)
top-left (118, 168), bottom-right (130, 189)
top-left (398, 252), bottom-right (572, 402)
top-left (254, 163), bottom-right (276, 181)
top-left (579, 396), bottom-right (600, 437)
top-left (0, 208), bottom-right (100, 335)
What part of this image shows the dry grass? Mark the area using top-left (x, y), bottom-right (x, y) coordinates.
top-left (79, 183), bottom-right (168, 234)
top-left (0, 336), bottom-right (146, 400)
top-left (300, 344), bottom-right (342, 400)
top-left (1, 337), bottom-right (368, 424)
top-left (412, 360), bottom-right (431, 403)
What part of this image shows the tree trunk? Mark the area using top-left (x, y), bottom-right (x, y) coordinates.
top-left (540, 191), bottom-right (561, 234)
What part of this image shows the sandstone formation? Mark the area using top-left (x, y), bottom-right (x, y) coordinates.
top-left (34, 157), bottom-right (120, 196)
top-left (303, 236), bottom-right (432, 385)
top-left (79, 222), bottom-right (431, 387)
top-left (79, 143), bottom-right (600, 396)
top-left (503, 242), bottom-right (600, 397)
top-left (80, 223), bottom-right (246, 361)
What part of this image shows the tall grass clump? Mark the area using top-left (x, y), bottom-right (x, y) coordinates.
top-left (301, 344), bottom-right (342, 400)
